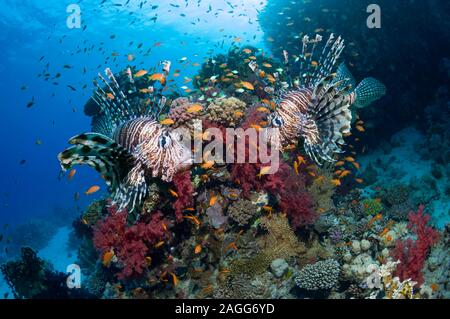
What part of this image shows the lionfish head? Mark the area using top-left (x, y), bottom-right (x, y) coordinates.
top-left (268, 113), bottom-right (284, 128)
top-left (158, 130), bottom-right (173, 149)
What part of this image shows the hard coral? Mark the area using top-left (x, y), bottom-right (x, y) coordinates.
top-left (204, 97), bottom-right (247, 127)
top-left (93, 208), bottom-right (168, 280)
top-left (391, 205), bottom-right (440, 285)
top-left (295, 259), bottom-right (341, 291)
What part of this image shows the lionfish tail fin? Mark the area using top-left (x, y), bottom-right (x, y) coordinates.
top-left (303, 76), bottom-right (352, 164)
top-left (58, 133), bottom-right (135, 190)
top-left (353, 77), bottom-right (386, 108)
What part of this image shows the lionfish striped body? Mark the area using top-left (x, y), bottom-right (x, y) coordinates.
top-left (254, 34), bottom-right (386, 164)
top-left (58, 62), bottom-right (192, 213)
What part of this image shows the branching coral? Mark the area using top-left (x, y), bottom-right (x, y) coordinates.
top-left (92, 208), bottom-right (168, 280)
top-left (391, 205), bottom-right (440, 285)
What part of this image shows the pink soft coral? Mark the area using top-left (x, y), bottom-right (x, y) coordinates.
top-left (391, 205), bottom-right (440, 285)
top-left (93, 207), bottom-right (168, 280)
top-left (172, 171), bottom-right (194, 222)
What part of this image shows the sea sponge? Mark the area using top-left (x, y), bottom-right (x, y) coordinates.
top-left (204, 97), bottom-right (247, 127)
top-left (227, 199), bottom-right (258, 226)
top-left (295, 259), bottom-right (341, 291)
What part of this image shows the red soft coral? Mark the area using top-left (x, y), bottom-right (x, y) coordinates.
top-left (93, 208), bottom-right (168, 280)
top-left (232, 160), bottom-right (316, 229)
top-left (391, 205), bottom-right (440, 285)
top-left (172, 171), bottom-right (194, 222)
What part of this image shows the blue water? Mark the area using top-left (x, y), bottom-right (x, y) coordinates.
top-left (0, 0), bottom-right (267, 227)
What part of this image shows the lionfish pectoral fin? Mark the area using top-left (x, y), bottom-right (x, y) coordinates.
top-left (57, 133), bottom-right (134, 189)
top-left (332, 63), bottom-right (357, 92)
top-left (303, 78), bottom-right (353, 164)
top-left (112, 162), bottom-right (147, 212)
top-left (353, 77), bottom-right (386, 109)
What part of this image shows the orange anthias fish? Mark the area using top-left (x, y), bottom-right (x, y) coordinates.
top-left (160, 118), bottom-right (175, 125)
top-left (209, 195), bottom-right (217, 207)
top-left (224, 242), bottom-right (238, 253)
top-left (367, 213), bottom-right (383, 228)
top-left (149, 73), bottom-right (166, 84)
top-left (168, 188), bottom-right (178, 198)
top-left (194, 244), bottom-right (202, 254)
top-left (201, 161), bottom-right (215, 170)
top-left (257, 166), bottom-right (271, 177)
top-left (183, 215), bottom-right (201, 226)
top-left (102, 251), bottom-right (114, 267)
top-left (330, 179), bottom-right (341, 186)
top-left (68, 169), bottom-right (77, 181)
top-left (134, 70), bottom-right (148, 78)
top-left (186, 104), bottom-right (203, 113)
top-left (241, 81), bottom-right (254, 90)
top-left (293, 160), bottom-right (299, 175)
top-left (85, 185), bottom-right (100, 195)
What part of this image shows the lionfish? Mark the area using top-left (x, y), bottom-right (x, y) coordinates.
top-left (58, 61), bottom-right (192, 212)
top-left (251, 34), bottom-right (386, 164)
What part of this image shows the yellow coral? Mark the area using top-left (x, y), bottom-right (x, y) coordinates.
top-left (204, 97), bottom-right (247, 127)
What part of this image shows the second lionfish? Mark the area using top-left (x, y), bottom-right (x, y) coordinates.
top-left (251, 34), bottom-right (386, 164)
top-left (58, 62), bottom-right (192, 212)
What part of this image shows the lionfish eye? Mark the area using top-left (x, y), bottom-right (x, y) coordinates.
top-left (272, 116), bottom-right (284, 127)
top-left (159, 133), bottom-right (171, 148)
